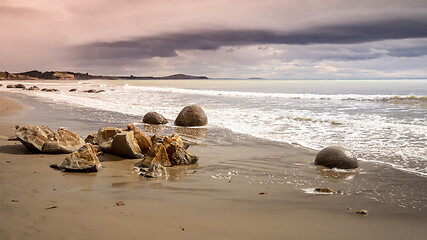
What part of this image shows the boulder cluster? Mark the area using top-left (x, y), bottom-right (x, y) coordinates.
top-left (15, 123), bottom-right (199, 176)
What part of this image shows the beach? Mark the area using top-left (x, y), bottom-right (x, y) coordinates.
top-left (1, 83), bottom-right (427, 239)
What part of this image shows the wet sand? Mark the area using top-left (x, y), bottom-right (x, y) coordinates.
top-left (0, 93), bottom-right (426, 240)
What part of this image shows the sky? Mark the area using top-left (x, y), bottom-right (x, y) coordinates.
top-left (1, 0), bottom-right (427, 79)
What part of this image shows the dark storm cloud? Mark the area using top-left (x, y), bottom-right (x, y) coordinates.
top-left (74, 16), bottom-right (427, 60)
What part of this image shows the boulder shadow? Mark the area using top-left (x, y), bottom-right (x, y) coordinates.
top-left (0, 143), bottom-right (35, 155)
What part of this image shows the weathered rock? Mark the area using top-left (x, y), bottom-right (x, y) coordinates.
top-left (46, 88), bottom-right (59, 92)
top-left (315, 146), bottom-right (358, 169)
top-left (14, 84), bottom-right (25, 89)
top-left (136, 163), bottom-right (167, 178)
top-left (15, 125), bottom-right (55, 152)
top-left (124, 124), bottom-right (152, 154)
top-left (69, 88), bottom-right (77, 92)
top-left (175, 105), bottom-right (208, 127)
top-left (163, 133), bottom-right (184, 149)
top-left (42, 128), bottom-right (85, 154)
top-left (27, 86), bottom-right (39, 91)
top-left (110, 131), bottom-right (142, 158)
top-left (166, 142), bottom-right (198, 165)
top-left (135, 143), bottom-right (171, 168)
top-left (50, 143), bottom-right (102, 172)
top-left (83, 89), bottom-right (97, 93)
top-left (150, 134), bottom-right (164, 144)
top-left (143, 112), bottom-right (168, 125)
top-left (356, 209), bottom-right (368, 215)
top-left (314, 188), bottom-right (334, 194)
top-left (97, 127), bottom-right (122, 152)
top-left (84, 133), bottom-right (98, 145)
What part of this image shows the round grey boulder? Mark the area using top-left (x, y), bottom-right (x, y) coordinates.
top-left (314, 146), bottom-right (358, 169)
top-left (175, 105), bottom-right (208, 127)
top-left (143, 112), bottom-right (168, 125)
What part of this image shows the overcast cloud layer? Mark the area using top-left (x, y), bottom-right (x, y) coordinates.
top-left (1, 0), bottom-right (427, 79)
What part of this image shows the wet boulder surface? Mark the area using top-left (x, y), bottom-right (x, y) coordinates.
top-left (143, 112), bottom-right (168, 125)
top-left (315, 146), bottom-right (358, 169)
top-left (175, 105), bottom-right (208, 127)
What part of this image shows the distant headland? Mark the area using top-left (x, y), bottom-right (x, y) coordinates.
top-left (0, 70), bottom-right (208, 80)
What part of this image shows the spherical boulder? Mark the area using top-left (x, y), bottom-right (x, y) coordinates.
top-left (314, 146), bottom-right (358, 169)
top-left (143, 112), bottom-right (168, 125)
top-left (174, 105), bottom-right (208, 127)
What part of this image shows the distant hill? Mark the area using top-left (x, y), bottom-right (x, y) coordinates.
top-left (157, 74), bottom-right (208, 80)
top-left (0, 70), bottom-right (208, 80)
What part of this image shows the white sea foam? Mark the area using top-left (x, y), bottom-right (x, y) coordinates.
top-left (1, 79), bottom-right (426, 177)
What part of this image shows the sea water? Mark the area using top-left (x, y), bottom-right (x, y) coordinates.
top-left (2, 79), bottom-right (426, 177)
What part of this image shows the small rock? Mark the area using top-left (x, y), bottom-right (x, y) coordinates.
top-left (315, 146), bottom-right (358, 169)
top-left (138, 163), bottom-right (167, 178)
top-left (83, 89), bottom-right (97, 93)
top-left (69, 88), bottom-right (77, 92)
top-left (314, 188), bottom-right (334, 194)
top-left (14, 84), bottom-right (25, 89)
top-left (143, 112), bottom-right (168, 125)
top-left (7, 85), bottom-right (14, 88)
top-left (175, 105), bottom-right (208, 127)
top-left (356, 209), bottom-right (368, 215)
top-left (84, 133), bottom-right (98, 145)
top-left (27, 86), bottom-right (39, 91)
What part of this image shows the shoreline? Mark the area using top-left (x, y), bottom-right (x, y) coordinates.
top-left (0, 91), bottom-right (426, 239)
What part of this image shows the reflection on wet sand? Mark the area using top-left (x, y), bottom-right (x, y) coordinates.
top-left (174, 126), bottom-right (207, 139)
top-left (315, 165), bottom-right (358, 181)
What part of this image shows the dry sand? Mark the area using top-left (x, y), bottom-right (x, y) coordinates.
top-left (0, 94), bottom-right (426, 240)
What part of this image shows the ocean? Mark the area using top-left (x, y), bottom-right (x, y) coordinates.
top-left (1, 79), bottom-right (426, 177)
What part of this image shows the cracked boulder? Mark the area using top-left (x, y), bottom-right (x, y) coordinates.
top-left (135, 142), bottom-right (171, 168)
top-left (110, 131), bottom-right (143, 158)
top-left (42, 128), bottom-right (85, 154)
top-left (50, 143), bottom-right (102, 172)
top-left (124, 124), bottom-right (152, 154)
top-left (15, 125), bottom-right (55, 152)
top-left (97, 127), bottom-right (122, 152)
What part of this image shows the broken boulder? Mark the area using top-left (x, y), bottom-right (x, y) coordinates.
top-left (15, 125), bottom-right (55, 152)
top-left (42, 128), bottom-right (85, 154)
top-left (50, 143), bottom-right (102, 172)
top-left (124, 124), bottom-right (152, 154)
top-left (97, 127), bottom-right (121, 152)
top-left (166, 142), bottom-right (198, 166)
top-left (135, 142), bottom-right (171, 168)
top-left (110, 131), bottom-right (143, 158)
